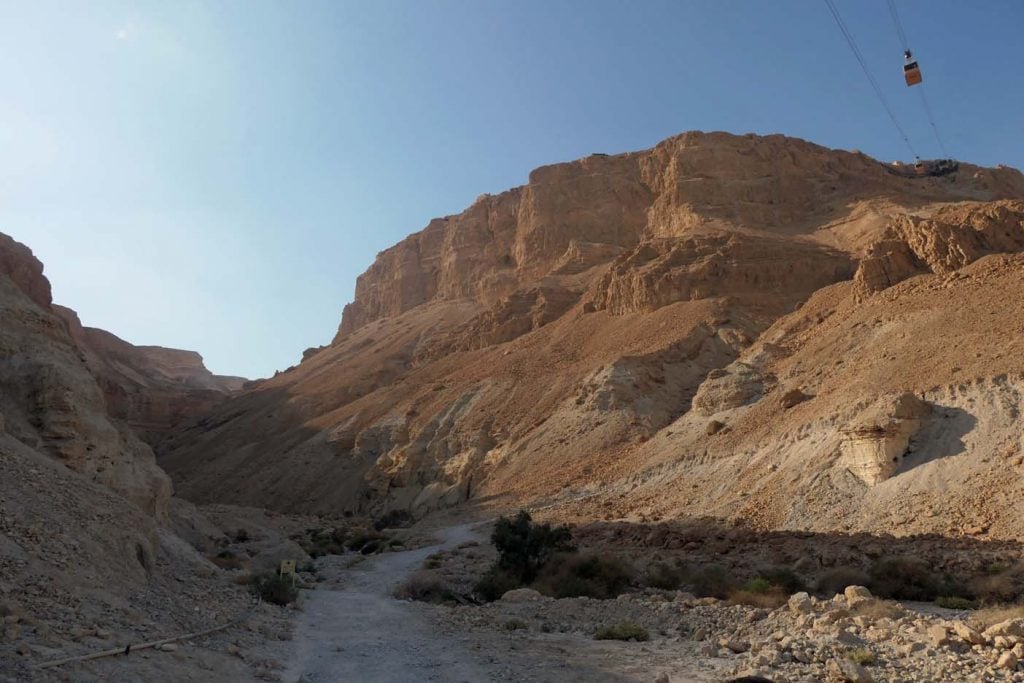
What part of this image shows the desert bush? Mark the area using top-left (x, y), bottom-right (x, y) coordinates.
top-left (251, 573), bottom-right (298, 606)
top-left (373, 509), bottom-right (413, 531)
top-left (394, 570), bottom-right (454, 603)
top-left (644, 561), bottom-right (686, 590)
top-left (867, 556), bottom-right (967, 602)
top-left (534, 553), bottom-right (633, 599)
top-left (491, 511), bottom-right (575, 584)
top-left (504, 619), bottom-right (528, 631)
top-left (688, 564), bottom-right (737, 599)
top-left (728, 588), bottom-right (788, 609)
top-left (935, 596), bottom-right (977, 610)
top-left (756, 567), bottom-right (806, 595)
top-left (850, 599), bottom-right (905, 620)
top-left (594, 622), bottom-right (649, 642)
top-left (474, 566), bottom-right (521, 602)
top-left (970, 603), bottom-right (1024, 630)
top-left (301, 527), bottom-right (348, 557)
top-left (814, 566), bottom-right (870, 596)
top-left (970, 564), bottom-right (1024, 604)
top-left (209, 549), bottom-right (245, 571)
top-left (346, 531), bottom-right (387, 553)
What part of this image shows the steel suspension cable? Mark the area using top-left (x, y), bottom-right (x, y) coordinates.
top-left (887, 0), bottom-right (950, 157)
top-left (822, 0), bottom-right (918, 158)
top-left (886, 0), bottom-right (910, 52)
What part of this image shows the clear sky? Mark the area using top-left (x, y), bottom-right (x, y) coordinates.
top-left (2, 1), bottom-right (1021, 378)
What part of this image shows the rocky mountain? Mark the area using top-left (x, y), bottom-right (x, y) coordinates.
top-left (56, 306), bottom-right (244, 446)
top-left (0, 234), bottom-right (261, 679)
top-left (158, 131), bottom-right (1024, 541)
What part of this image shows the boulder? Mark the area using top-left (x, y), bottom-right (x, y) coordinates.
top-left (826, 658), bottom-right (874, 683)
top-left (843, 585), bottom-right (873, 607)
top-left (952, 621), bottom-right (984, 646)
top-left (789, 592), bottom-right (813, 615)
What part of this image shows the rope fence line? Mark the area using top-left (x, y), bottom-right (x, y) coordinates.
top-left (32, 596), bottom-right (262, 671)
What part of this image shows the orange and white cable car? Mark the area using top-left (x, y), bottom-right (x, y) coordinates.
top-left (903, 50), bottom-right (922, 86)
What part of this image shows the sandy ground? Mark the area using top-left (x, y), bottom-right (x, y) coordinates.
top-left (283, 524), bottom-right (498, 683)
top-left (281, 523), bottom-right (734, 683)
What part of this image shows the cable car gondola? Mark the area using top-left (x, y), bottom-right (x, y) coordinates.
top-left (903, 50), bottom-right (922, 86)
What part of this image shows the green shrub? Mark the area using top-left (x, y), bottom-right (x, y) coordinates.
top-left (815, 567), bottom-right (870, 597)
top-left (347, 531), bottom-right (386, 553)
top-left (504, 619), bottom-right (528, 631)
top-left (252, 573), bottom-right (298, 606)
top-left (867, 557), bottom-right (963, 601)
top-left (491, 511), bottom-right (575, 584)
top-left (373, 509), bottom-right (413, 531)
top-left (743, 577), bottom-right (773, 594)
top-left (594, 622), bottom-right (649, 642)
top-left (970, 564), bottom-right (1024, 604)
top-left (935, 596), bottom-right (977, 610)
top-left (688, 564), bottom-right (736, 599)
top-left (644, 561), bottom-right (686, 590)
top-left (757, 567), bottom-right (806, 595)
top-left (534, 553), bottom-right (633, 599)
top-left (394, 570), bottom-right (455, 603)
top-left (474, 567), bottom-right (521, 602)
top-left (210, 550), bottom-right (244, 571)
top-left (300, 527), bottom-right (348, 557)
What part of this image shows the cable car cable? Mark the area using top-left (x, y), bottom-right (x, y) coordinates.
top-left (917, 88), bottom-right (949, 157)
top-left (886, 0), bottom-right (950, 158)
top-left (886, 0), bottom-right (910, 52)
top-left (821, 0), bottom-right (918, 158)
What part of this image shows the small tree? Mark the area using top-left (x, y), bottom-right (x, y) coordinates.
top-left (492, 511), bottom-right (575, 584)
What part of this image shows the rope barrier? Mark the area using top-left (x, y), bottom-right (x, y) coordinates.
top-left (32, 596), bottom-right (262, 671)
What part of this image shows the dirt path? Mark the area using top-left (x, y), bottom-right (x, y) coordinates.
top-left (283, 523), bottom-right (498, 683)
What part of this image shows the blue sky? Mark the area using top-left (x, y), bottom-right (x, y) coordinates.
top-left (2, 0), bottom-right (1021, 378)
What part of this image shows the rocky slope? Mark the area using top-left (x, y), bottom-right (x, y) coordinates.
top-left (158, 131), bottom-right (1024, 542)
top-left (0, 234), bottom-right (274, 680)
top-left (56, 305), bottom-right (244, 446)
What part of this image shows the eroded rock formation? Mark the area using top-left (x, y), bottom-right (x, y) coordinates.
top-left (157, 131), bottom-right (1024, 540)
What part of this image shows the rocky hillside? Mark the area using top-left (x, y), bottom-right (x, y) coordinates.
top-left (158, 131), bottom-right (1024, 541)
top-left (0, 234), bottom-right (269, 679)
top-left (56, 305), bottom-right (244, 446)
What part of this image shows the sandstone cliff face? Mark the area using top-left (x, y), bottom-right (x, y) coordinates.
top-left (335, 132), bottom-right (1024, 340)
top-left (56, 306), bottom-right (244, 445)
top-left (0, 235), bottom-right (171, 517)
top-left (159, 131), bottom-right (1024, 541)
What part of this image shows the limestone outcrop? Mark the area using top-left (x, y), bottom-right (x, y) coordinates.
top-left (840, 392), bottom-right (932, 485)
top-left (854, 200), bottom-right (1024, 299)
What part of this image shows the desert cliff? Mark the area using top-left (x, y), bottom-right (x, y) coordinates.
top-left (155, 131), bottom-right (1024, 543)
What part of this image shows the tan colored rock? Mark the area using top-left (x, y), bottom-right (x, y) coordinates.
top-left (996, 650), bottom-right (1018, 670)
top-left (952, 621), bottom-right (985, 645)
top-left (789, 592), bottom-right (814, 615)
top-left (841, 392), bottom-right (931, 485)
top-left (844, 585), bottom-right (873, 606)
top-left (826, 657), bottom-right (874, 683)
top-left (984, 619), bottom-right (1024, 639)
top-left (927, 624), bottom-right (951, 648)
